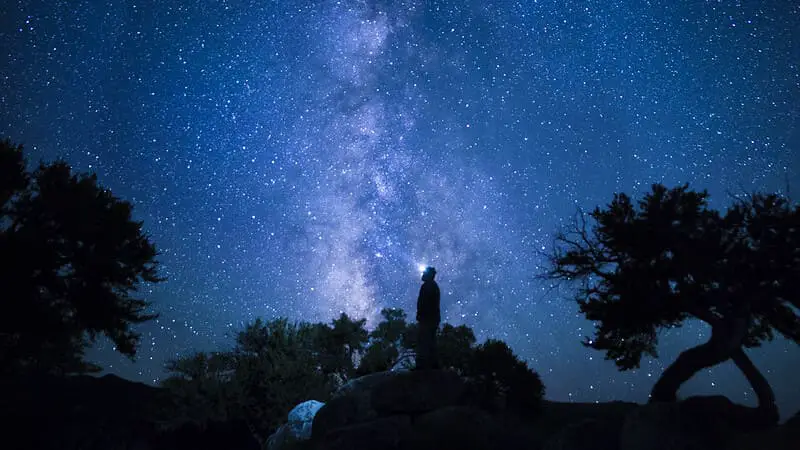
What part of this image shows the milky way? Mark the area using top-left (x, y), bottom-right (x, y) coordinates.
top-left (2, 1), bottom-right (798, 418)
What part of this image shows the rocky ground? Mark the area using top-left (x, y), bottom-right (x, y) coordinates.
top-left (1, 371), bottom-right (797, 450)
top-left (272, 369), bottom-right (800, 450)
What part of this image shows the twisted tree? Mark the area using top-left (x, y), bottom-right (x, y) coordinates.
top-left (544, 183), bottom-right (799, 426)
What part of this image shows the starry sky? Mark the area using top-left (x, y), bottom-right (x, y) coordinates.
top-left (2, 1), bottom-right (799, 417)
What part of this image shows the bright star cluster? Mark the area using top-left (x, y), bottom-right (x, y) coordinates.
top-left (1, 1), bottom-right (798, 418)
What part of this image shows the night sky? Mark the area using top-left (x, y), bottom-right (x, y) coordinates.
top-left (2, 1), bottom-right (799, 417)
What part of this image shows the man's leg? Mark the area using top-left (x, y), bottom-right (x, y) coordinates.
top-left (416, 321), bottom-right (433, 370)
top-left (430, 321), bottom-right (439, 369)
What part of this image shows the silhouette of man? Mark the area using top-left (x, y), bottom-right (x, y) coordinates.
top-left (416, 266), bottom-right (441, 370)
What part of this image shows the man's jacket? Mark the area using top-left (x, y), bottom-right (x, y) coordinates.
top-left (417, 280), bottom-right (441, 323)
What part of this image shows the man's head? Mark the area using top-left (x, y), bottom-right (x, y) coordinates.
top-left (421, 266), bottom-right (437, 282)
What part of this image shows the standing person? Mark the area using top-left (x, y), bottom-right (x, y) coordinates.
top-left (416, 266), bottom-right (441, 370)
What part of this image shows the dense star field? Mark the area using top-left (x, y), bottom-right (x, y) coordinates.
top-left (2, 1), bottom-right (798, 415)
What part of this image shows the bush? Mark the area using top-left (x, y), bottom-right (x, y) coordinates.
top-left (467, 339), bottom-right (545, 415)
top-left (437, 324), bottom-right (477, 374)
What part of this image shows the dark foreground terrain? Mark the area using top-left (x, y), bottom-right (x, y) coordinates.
top-left (1, 372), bottom-right (797, 450)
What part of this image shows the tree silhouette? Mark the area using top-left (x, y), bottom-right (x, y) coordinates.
top-left (0, 139), bottom-right (163, 375)
top-left (544, 183), bottom-right (799, 426)
top-left (163, 316), bottom-right (358, 445)
top-left (357, 309), bottom-right (478, 374)
top-left (163, 310), bottom-right (548, 440)
top-left (320, 312), bottom-right (368, 381)
top-left (232, 318), bottom-right (333, 446)
top-left (468, 339), bottom-right (545, 414)
top-left (437, 323), bottom-right (476, 374)
top-left (161, 351), bottom-right (239, 429)
top-left (358, 308), bottom-right (409, 374)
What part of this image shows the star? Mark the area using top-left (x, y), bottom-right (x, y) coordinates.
top-left (1, 0), bottom-right (798, 419)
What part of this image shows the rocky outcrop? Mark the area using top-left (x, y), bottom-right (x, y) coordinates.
top-left (308, 369), bottom-right (541, 450)
top-left (311, 369), bottom-right (468, 440)
top-left (405, 406), bottom-right (506, 450)
top-left (295, 370), bottom-right (800, 450)
top-left (10, 370), bottom-right (798, 450)
top-left (370, 369), bottom-right (466, 415)
top-left (324, 415), bottom-right (413, 450)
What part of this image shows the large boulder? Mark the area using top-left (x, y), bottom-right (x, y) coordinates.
top-left (404, 406), bottom-right (506, 450)
top-left (267, 400), bottom-right (325, 450)
top-left (334, 371), bottom-right (397, 399)
top-left (312, 370), bottom-right (799, 450)
top-left (311, 370), bottom-right (397, 439)
top-left (311, 370), bottom-right (549, 450)
top-left (311, 381), bottom-right (381, 440)
top-left (287, 400), bottom-right (325, 439)
top-left (370, 369), bottom-right (466, 415)
top-left (312, 369), bottom-right (466, 440)
top-left (266, 424), bottom-right (295, 450)
top-left (324, 415), bottom-right (413, 450)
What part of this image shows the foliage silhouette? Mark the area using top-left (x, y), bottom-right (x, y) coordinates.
top-left (544, 183), bottom-right (800, 426)
top-left (232, 318), bottom-right (333, 446)
top-left (357, 310), bottom-right (476, 374)
top-left (313, 313), bottom-right (368, 382)
top-left (0, 139), bottom-right (163, 376)
top-left (161, 351), bottom-right (239, 428)
top-left (437, 323), bottom-right (477, 374)
top-left (357, 308), bottom-right (409, 374)
top-left (466, 339), bottom-right (546, 415)
top-left (163, 308), bottom-right (547, 441)
top-left (164, 318), bottom-right (335, 447)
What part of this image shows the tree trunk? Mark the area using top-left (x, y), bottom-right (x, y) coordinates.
top-left (650, 318), bottom-right (746, 403)
top-left (730, 347), bottom-right (780, 427)
top-left (649, 336), bottom-right (732, 402)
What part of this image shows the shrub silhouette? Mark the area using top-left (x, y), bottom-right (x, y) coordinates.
top-left (437, 323), bottom-right (477, 374)
top-left (358, 308), bottom-right (408, 374)
top-left (164, 318), bottom-right (334, 447)
top-left (163, 310), bottom-right (547, 440)
top-left (313, 313), bottom-right (368, 382)
top-left (467, 339), bottom-right (545, 415)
